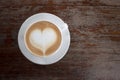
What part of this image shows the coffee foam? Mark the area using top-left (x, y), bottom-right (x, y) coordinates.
top-left (29, 28), bottom-right (57, 54)
top-left (25, 21), bottom-right (62, 56)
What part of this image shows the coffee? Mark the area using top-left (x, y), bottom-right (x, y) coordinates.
top-left (25, 21), bottom-right (62, 56)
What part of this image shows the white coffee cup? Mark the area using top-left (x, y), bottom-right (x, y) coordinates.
top-left (18, 13), bottom-right (70, 65)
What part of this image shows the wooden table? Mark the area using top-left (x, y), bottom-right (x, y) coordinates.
top-left (0, 0), bottom-right (120, 80)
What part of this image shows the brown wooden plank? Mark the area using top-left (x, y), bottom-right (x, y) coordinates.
top-left (0, 0), bottom-right (120, 6)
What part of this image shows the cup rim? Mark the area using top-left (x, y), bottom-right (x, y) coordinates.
top-left (18, 13), bottom-right (70, 65)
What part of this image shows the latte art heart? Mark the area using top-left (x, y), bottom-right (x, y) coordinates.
top-left (25, 21), bottom-right (62, 56)
top-left (29, 28), bottom-right (57, 54)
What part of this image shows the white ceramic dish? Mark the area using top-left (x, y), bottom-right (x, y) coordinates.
top-left (18, 13), bottom-right (70, 65)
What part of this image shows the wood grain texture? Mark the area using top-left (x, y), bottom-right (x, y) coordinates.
top-left (0, 0), bottom-right (120, 80)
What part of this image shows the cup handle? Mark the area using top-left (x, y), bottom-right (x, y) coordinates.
top-left (62, 23), bottom-right (68, 31)
top-left (61, 23), bottom-right (69, 36)
top-left (64, 23), bottom-right (68, 29)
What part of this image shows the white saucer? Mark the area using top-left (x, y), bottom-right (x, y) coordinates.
top-left (18, 13), bottom-right (70, 65)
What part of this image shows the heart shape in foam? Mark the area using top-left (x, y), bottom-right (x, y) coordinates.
top-left (29, 28), bottom-right (57, 54)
